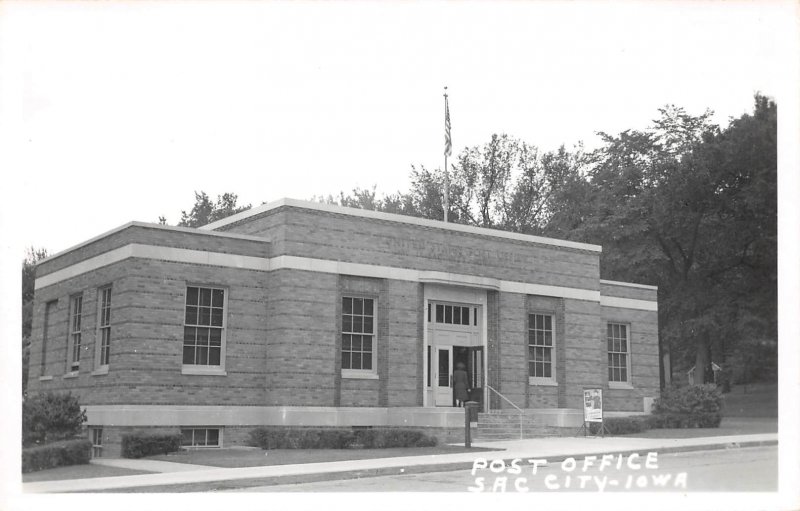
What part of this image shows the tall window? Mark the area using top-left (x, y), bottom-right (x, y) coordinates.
top-left (183, 286), bottom-right (225, 366)
top-left (68, 294), bottom-right (83, 371)
top-left (97, 287), bottom-right (112, 367)
top-left (607, 323), bottom-right (630, 383)
top-left (528, 313), bottom-right (555, 383)
top-left (41, 300), bottom-right (57, 374)
top-left (341, 297), bottom-right (375, 372)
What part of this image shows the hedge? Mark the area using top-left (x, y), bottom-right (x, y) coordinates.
top-left (601, 415), bottom-right (652, 435)
top-left (248, 427), bottom-right (438, 449)
top-left (121, 433), bottom-right (183, 459)
top-left (22, 439), bottom-right (92, 473)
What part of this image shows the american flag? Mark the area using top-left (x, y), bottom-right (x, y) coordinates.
top-left (444, 95), bottom-right (452, 157)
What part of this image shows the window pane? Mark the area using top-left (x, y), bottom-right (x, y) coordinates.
top-left (199, 307), bottom-right (211, 326)
top-left (343, 297), bottom-right (352, 314)
top-left (353, 298), bottom-right (363, 315)
top-left (182, 429), bottom-right (193, 446)
top-left (211, 309), bottom-right (223, 327)
top-left (544, 315), bottom-right (552, 330)
top-left (444, 306), bottom-right (452, 324)
top-left (343, 315), bottom-right (352, 332)
top-left (607, 323), bottom-right (613, 338)
top-left (200, 288), bottom-right (211, 306)
top-left (184, 327), bottom-right (197, 343)
top-left (352, 335), bottom-right (362, 352)
top-left (209, 347), bottom-right (220, 365)
top-left (544, 331), bottom-right (552, 346)
top-left (212, 289), bottom-right (224, 307)
top-left (362, 354), bottom-right (372, 370)
top-left (544, 363), bottom-right (551, 378)
top-left (364, 299), bottom-right (373, 315)
top-left (183, 346), bottom-right (195, 365)
top-left (185, 306), bottom-right (197, 325)
top-left (209, 328), bottom-right (222, 346)
top-left (352, 352), bottom-right (362, 369)
top-left (436, 304), bottom-right (443, 323)
top-left (342, 352), bottom-right (351, 369)
top-left (352, 316), bottom-right (363, 333)
top-left (620, 367), bottom-right (627, 382)
top-left (543, 348), bottom-right (551, 362)
top-left (363, 316), bottom-right (373, 334)
top-left (207, 429), bottom-right (219, 446)
top-left (453, 307), bottom-right (461, 324)
top-left (187, 287), bottom-right (199, 305)
top-left (463, 307), bottom-right (470, 325)
top-left (362, 336), bottom-right (372, 352)
top-left (342, 334), bottom-right (351, 351)
top-left (198, 346), bottom-right (208, 365)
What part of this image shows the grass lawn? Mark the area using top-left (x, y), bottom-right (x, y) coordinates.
top-left (148, 444), bottom-right (496, 468)
top-left (22, 463), bottom-right (154, 483)
top-left (622, 416), bottom-right (777, 439)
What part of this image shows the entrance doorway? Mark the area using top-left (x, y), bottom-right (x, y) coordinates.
top-left (427, 300), bottom-right (484, 408)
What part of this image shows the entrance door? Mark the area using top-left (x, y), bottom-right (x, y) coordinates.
top-left (435, 347), bottom-right (453, 406)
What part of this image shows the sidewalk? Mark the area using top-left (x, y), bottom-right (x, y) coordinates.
top-left (23, 432), bottom-right (777, 493)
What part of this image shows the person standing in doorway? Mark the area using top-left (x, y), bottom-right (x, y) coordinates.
top-left (453, 362), bottom-right (470, 407)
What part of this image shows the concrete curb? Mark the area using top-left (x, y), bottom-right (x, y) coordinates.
top-left (85, 438), bottom-right (779, 493)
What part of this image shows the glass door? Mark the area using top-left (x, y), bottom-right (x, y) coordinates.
top-left (435, 347), bottom-right (453, 406)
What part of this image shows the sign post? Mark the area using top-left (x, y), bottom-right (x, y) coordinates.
top-left (579, 387), bottom-right (608, 437)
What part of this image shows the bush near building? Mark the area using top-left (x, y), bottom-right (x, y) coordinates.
top-left (23, 392), bottom-right (87, 446)
top-left (121, 434), bottom-right (183, 459)
top-left (651, 384), bottom-right (723, 428)
top-left (22, 439), bottom-right (93, 473)
top-left (21, 392), bottom-right (91, 473)
top-left (248, 427), bottom-right (438, 450)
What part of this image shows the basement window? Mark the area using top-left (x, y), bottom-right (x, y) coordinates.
top-left (181, 428), bottom-right (221, 448)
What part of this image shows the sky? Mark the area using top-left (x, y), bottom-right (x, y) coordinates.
top-left (1, 0), bottom-right (796, 256)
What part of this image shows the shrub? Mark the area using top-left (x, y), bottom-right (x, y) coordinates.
top-left (22, 439), bottom-right (92, 473)
top-left (651, 384), bottom-right (723, 428)
top-left (121, 433), bottom-right (182, 459)
top-left (247, 427), bottom-right (437, 449)
top-left (23, 392), bottom-right (87, 447)
top-left (602, 416), bottom-right (652, 435)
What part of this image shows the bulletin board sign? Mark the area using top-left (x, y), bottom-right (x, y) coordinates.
top-left (583, 388), bottom-right (603, 423)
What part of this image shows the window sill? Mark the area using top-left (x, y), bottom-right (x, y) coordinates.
top-left (63, 372), bottom-right (79, 379)
top-left (529, 378), bottom-right (558, 386)
top-left (182, 366), bottom-right (227, 376)
top-left (38, 376), bottom-right (53, 382)
top-left (608, 382), bottom-right (634, 390)
top-left (92, 367), bottom-right (109, 376)
top-left (341, 370), bottom-right (379, 380)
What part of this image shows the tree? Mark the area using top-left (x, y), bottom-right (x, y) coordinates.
top-left (172, 192), bottom-right (252, 228)
top-left (568, 96), bottom-right (776, 383)
top-left (22, 247), bottom-right (49, 396)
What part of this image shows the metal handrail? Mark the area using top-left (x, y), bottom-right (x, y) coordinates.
top-left (485, 384), bottom-right (525, 439)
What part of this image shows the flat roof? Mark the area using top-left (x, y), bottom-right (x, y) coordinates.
top-left (200, 198), bottom-right (603, 253)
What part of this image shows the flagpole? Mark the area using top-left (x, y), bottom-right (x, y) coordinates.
top-left (443, 87), bottom-right (450, 223)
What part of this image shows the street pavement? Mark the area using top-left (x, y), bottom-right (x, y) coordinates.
top-left (230, 445), bottom-right (777, 492)
top-left (22, 432), bottom-right (777, 493)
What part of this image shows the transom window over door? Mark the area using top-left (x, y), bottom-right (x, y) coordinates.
top-left (183, 286), bottom-right (225, 367)
top-left (341, 297), bottom-right (375, 373)
top-left (528, 313), bottom-right (555, 384)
